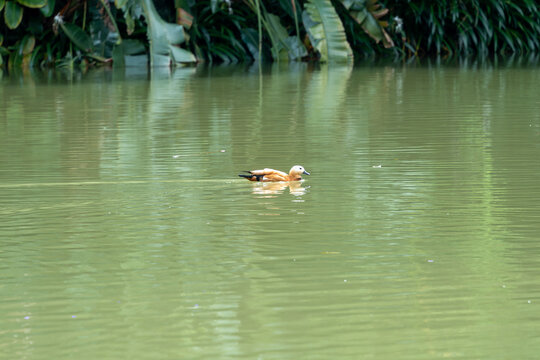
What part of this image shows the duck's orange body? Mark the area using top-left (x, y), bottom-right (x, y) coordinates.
top-left (239, 165), bottom-right (310, 182)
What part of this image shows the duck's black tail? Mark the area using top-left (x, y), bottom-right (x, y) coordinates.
top-left (238, 172), bottom-right (263, 181)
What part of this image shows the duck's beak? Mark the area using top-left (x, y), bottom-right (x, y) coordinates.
top-left (303, 170), bottom-right (310, 175)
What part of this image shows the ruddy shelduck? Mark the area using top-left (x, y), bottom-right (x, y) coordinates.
top-left (239, 165), bottom-right (310, 182)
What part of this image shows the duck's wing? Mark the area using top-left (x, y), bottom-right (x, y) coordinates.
top-left (250, 168), bottom-right (289, 182)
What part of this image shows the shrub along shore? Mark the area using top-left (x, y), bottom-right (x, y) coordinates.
top-left (0, 0), bottom-right (539, 68)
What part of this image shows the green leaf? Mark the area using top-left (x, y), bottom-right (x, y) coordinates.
top-left (112, 39), bottom-right (147, 67)
top-left (39, 0), bottom-right (55, 17)
top-left (303, 0), bottom-right (352, 62)
top-left (16, 0), bottom-right (45, 8)
top-left (0, 33), bottom-right (3, 46)
top-left (266, 13), bottom-right (307, 60)
top-left (112, 44), bottom-right (125, 67)
top-left (8, 44), bottom-right (23, 67)
top-left (240, 28), bottom-right (260, 60)
top-left (4, 1), bottom-right (23, 29)
top-left (122, 39), bottom-right (146, 55)
top-left (60, 22), bottom-right (93, 52)
top-left (284, 36), bottom-right (308, 60)
top-left (169, 45), bottom-right (196, 63)
top-left (345, 0), bottom-right (394, 48)
top-left (0, 47), bottom-right (7, 70)
top-left (141, 0), bottom-right (196, 66)
top-left (20, 35), bottom-right (35, 55)
top-left (29, 44), bottom-right (42, 67)
top-left (0, 0), bottom-right (5, 11)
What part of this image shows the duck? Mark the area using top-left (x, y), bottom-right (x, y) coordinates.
top-left (238, 165), bottom-right (310, 182)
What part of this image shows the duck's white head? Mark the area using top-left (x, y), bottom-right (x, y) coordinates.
top-left (290, 165), bottom-right (310, 176)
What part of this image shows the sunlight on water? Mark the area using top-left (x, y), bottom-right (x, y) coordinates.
top-left (1, 62), bottom-right (540, 359)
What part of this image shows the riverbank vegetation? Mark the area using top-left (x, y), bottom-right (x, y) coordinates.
top-left (0, 0), bottom-right (538, 68)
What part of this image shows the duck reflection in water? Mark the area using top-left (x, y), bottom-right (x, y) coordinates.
top-left (252, 181), bottom-right (308, 197)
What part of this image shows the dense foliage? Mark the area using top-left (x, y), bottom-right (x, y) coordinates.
top-left (0, 0), bottom-right (539, 68)
top-left (389, 0), bottom-right (540, 56)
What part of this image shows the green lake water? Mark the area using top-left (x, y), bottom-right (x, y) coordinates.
top-left (1, 61), bottom-right (540, 359)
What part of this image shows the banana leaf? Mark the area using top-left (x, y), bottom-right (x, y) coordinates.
top-left (113, 41), bottom-right (148, 67)
top-left (266, 13), bottom-right (307, 60)
top-left (140, 0), bottom-right (196, 66)
top-left (169, 45), bottom-right (196, 63)
top-left (303, 0), bottom-right (352, 62)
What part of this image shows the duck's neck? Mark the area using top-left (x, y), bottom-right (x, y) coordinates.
top-left (289, 172), bottom-right (302, 181)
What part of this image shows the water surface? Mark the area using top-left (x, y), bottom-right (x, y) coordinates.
top-left (1, 62), bottom-right (540, 359)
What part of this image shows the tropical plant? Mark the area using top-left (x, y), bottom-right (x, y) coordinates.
top-left (2, 0), bottom-right (538, 69)
top-left (342, 0), bottom-right (393, 48)
top-left (0, 0), bottom-right (197, 68)
top-left (182, 0), bottom-right (265, 63)
top-left (387, 0), bottom-right (540, 56)
top-left (302, 0), bottom-right (353, 62)
top-left (139, 0), bottom-right (195, 66)
top-left (177, 0), bottom-right (394, 63)
top-left (0, 0), bottom-right (393, 67)
top-left (1, 0), bottom-right (52, 30)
